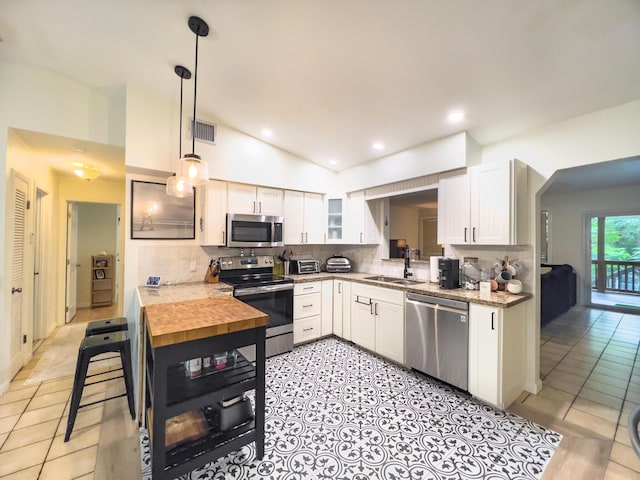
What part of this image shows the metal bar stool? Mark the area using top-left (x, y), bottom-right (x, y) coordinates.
top-left (65, 330), bottom-right (135, 442)
top-left (85, 317), bottom-right (128, 336)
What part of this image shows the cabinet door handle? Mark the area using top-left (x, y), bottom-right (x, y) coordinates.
top-left (472, 227), bottom-right (476, 243)
top-left (338, 283), bottom-right (342, 294)
top-left (303, 304), bottom-right (314, 308)
top-left (491, 312), bottom-right (495, 330)
top-left (360, 232), bottom-right (363, 243)
top-left (303, 286), bottom-right (314, 290)
top-left (374, 302), bottom-right (378, 315)
top-left (221, 231), bottom-right (225, 243)
top-left (258, 201), bottom-right (262, 213)
top-left (303, 327), bottom-right (314, 332)
top-left (305, 232), bottom-right (308, 243)
top-left (199, 217), bottom-right (204, 232)
top-left (300, 233), bottom-right (304, 243)
top-left (464, 227), bottom-right (468, 243)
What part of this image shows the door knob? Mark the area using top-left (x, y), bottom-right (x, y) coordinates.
top-left (11, 287), bottom-right (22, 294)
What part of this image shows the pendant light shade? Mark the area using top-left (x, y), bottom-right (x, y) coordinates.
top-left (177, 153), bottom-right (209, 185)
top-left (167, 65), bottom-right (194, 197)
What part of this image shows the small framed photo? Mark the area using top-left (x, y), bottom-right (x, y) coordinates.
top-left (95, 269), bottom-right (105, 280)
top-left (146, 276), bottom-right (162, 287)
top-left (95, 259), bottom-right (107, 268)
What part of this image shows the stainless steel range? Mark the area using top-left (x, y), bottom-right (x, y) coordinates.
top-left (219, 255), bottom-right (293, 361)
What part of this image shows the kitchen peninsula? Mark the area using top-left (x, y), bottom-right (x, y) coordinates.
top-left (135, 285), bottom-right (266, 480)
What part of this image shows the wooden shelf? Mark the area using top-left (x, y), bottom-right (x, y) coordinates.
top-left (91, 254), bottom-right (114, 307)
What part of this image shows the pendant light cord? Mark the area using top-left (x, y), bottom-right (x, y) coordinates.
top-left (179, 75), bottom-right (184, 158)
top-left (192, 30), bottom-right (199, 155)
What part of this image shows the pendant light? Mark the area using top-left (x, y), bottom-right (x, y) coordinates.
top-left (176, 16), bottom-right (210, 186)
top-left (166, 65), bottom-right (194, 197)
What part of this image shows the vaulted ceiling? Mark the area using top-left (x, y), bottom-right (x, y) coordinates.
top-left (2, 0), bottom-right (640, 174)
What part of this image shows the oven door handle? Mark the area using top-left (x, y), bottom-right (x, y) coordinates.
top-left (235, 284), bottom-right (294, 296)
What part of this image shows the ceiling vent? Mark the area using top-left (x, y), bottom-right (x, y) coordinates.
top-left (190, 119), bottom-right (216, 145)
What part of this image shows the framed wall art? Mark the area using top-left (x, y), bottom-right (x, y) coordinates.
top-left (130, 180), bottom-right (195, 240)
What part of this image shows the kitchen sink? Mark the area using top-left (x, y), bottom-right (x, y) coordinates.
top-left (389, 278), bottom-right (424, 285)
top-left (365, 275), bottom-right (398, 282)
top-left (365, 275), bottom-right (424, 286)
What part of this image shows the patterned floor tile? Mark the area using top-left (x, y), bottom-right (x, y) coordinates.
top-left (141, 337), bottom-right (561, 480)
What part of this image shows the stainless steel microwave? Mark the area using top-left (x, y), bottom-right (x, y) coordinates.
top-left (226, 213), bottom-right (284, 248)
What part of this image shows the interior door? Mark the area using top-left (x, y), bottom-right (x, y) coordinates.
top-left (65, 202), bottom-right (79, 323)
top-left (9, 172), bottom-right (29, 378)
top-left (32, 189), bottom-right (46, 348)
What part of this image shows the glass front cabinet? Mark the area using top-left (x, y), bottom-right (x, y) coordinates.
top-left (326, 196), bottom-right (345, 243)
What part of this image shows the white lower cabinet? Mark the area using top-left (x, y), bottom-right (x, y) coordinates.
top-left (333, 280), bottom-right (352, 341)
top-left (351, 284), bottom-right (404, 363)
top-left (293, 282), bottom-right (322, 344)
top-left (321, 280), bottom-right (333, 336)
top-left (468, 301), bottom-right (528, 409)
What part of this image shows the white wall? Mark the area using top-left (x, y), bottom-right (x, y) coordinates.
top-left (124, 87), bottom-right (337, 193)
top-left (541, 184), bottom-right (640, 305)
top-left (337, 131), bottom-right (479, 193)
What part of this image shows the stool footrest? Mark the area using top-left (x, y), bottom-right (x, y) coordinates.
top-left (85, 373), bottom-right (124, 387)
top-left (79, 392), bottom-right (127, 410)
top-left (88, 354), bottom-right (120, 364)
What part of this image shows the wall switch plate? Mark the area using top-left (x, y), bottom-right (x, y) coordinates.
top-left (189, 260), bottom-right (197, 272)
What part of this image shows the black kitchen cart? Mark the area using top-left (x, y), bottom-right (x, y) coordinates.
top-left (144, 296), bottom-right (267, 480)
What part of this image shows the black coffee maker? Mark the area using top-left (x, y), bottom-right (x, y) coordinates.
top-left (438, 258), bottom-right (460, 289)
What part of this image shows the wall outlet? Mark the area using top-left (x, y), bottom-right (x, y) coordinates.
top-left (189, 260), bottom-right (197, 272)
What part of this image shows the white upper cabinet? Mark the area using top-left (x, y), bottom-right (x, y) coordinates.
top-left (283, 190), bottom-right (324, 244)
top-left (437, 159), bottom-right (528, 245)
top-left (199, 180), bottom-right (227, 246)
top-left (346, 191), bottom-right (380, 244)
top-left (227, 183), bottom-right (283, 216)
top-left (437, 174), bottom-right (470, 244)
top-left (325, 195), bottom-right (345, 243)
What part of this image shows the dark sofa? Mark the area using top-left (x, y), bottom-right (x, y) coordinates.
top-left (540, 264), bottom-right (577, 326)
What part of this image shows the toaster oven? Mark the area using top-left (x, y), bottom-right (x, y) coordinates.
top-left (290, 259), bottom-right (320, 274)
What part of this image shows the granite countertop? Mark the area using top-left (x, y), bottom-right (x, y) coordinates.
top-left (145, 295), bottom-right (268, 348)
top-left (285, 272), bottom-right (531, 308)
top-left (136, 273), bottom-right (530, 309)
top-left (137, 281), bottom-right (232, 307)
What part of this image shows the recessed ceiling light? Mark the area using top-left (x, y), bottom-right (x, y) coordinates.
top-left (373, 142), bottom-right (384, 150)
top-left (447, 110), bottom-right (465, 123)
top-left (261, 129), bottom-right (272, 138)
top-left (328, 159), bottom-right (338, 166)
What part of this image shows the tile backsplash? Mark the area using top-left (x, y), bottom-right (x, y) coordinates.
top-left (136, 243), bottom-right (533, 293)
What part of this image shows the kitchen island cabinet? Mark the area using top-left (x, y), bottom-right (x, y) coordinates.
top-left (144, 295), bottom-right (267, 480)
top-left (467, 300), bottom-right (528, 409)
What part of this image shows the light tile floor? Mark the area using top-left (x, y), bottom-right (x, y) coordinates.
top-left (0, 306), bottom-right (128, 480)
top-left (517, 305), bottom-right (640, 479)
top-left (3, 304), bottom-right (640, 479)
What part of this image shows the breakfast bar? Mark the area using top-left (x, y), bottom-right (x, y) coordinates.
top-left (144, 295), bottom-right (268, 480)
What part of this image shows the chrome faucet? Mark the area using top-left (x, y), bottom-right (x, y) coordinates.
top-left (404, 244), bottom-right (413, 279)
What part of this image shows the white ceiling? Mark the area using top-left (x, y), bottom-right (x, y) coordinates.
top-left (2, 0), bottom-right (640, 175)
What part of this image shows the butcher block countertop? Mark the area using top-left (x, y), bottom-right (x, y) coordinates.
top-left (145, 296), bottom-right (268, 349)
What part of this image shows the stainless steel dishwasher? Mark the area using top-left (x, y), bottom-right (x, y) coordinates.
top-left (405, 293), bottom-right (469, 390)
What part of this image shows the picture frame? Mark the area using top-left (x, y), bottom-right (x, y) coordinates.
top-left (95, 269), bottom-right (105, 280)
top-left (95, 259), bottom-right (107, 268)
top-left (131, 180), bottom-right (195, 240)
top-left (146, 276), bottom-right (162, 287)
